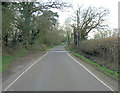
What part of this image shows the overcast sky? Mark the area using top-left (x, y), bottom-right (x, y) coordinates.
top-left (57, 0), bottom-right (119, 29)
top-left (6, 0), bottom-right (119, 29)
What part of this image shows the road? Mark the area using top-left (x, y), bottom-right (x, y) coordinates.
top-left (3, 46), bottom-right (113, 91)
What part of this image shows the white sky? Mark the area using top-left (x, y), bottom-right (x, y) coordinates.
top-left (57, 0), bottom-right (119, 29)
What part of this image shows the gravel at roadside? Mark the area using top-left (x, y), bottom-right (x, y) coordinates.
top-left (2, 50), bottom-right (46, 82)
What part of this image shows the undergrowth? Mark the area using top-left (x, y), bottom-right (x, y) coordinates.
top-left (65, 46), bottom-right (119, 81)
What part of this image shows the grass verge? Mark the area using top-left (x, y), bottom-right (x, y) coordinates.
top-left (1, 48), bottom-right (27, 73)
top-left (46, 46), bottom-right (54, 50)
top-left (65, 46), bottom-right (119, 81)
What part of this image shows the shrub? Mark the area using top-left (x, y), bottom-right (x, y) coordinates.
top-left (78, 37), bottom-right (119, 70)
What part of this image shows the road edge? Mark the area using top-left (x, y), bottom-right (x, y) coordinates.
top-left (67, 52), bottom-right (118, 92)
top-left (3, 52), bottom-right (48, 91)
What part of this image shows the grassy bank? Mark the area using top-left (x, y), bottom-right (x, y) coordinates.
top-left (2, 48), bottom-right (27, 72)
top-left (65, 46), bottom-right (119, 81)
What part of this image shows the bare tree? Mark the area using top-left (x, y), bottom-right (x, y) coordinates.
top-left (72, 6), bottom-right (109, 46)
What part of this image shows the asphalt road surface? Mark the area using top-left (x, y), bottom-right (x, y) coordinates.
top-left (3, 46), bottom-right (113, 91)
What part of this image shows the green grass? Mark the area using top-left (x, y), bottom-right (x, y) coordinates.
top-left (60, 43), bottom-right (66, 45)
top-left (46, 46), bottom-right (54, 50)
top-left (1, 48), bottom-right (27, 72)
top-left (65, 46), bottom-right (119, 81)
top-left (64, 46), bottom-right (69, 51)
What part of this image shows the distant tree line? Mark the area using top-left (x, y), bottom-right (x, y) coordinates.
top-left (94, 28), bottom-right (119, 39)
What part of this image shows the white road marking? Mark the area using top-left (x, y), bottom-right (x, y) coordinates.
top-left (4, 52), bottom-right (48, 91)
top-left (67, 53), bottom-right (114, 91)
top-left (3, 51), bottom-right (114, 91)
top-left (48, 51), bottom-right (68, 52)
top-left (10, 89), bottom-right (14, 91)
